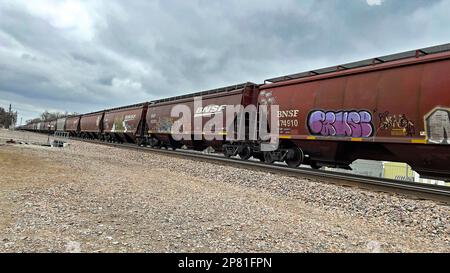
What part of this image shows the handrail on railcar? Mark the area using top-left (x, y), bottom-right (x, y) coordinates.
top-left (265, 43), bottom-right (450, 84)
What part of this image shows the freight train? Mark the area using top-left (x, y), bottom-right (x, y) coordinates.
top-left (20, 44), bottom-right (450, 181)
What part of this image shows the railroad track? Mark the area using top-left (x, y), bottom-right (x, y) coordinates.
top-left (63, 137), bottom-right (450, 204)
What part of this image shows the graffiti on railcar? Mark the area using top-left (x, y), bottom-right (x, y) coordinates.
top-left (378, 111), bottom-right (415, 137)
top-left (110, 117), bottom-right (125, 132)
top-left (425, 107), bottom-right (450, 144)
top-left (107, 114), bottom-right (137, 133)
top-left (258, 91), bottom-right (276, 105)
top-left (307, 110), bottom-right (374, 138)
top-left (158, 117), bottom-right (176, 133)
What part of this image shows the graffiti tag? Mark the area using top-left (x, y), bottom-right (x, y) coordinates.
top-left (425, 107), bottom-right (450, 144)
top-left (378, 111), bottom-right (415, 136)
top-left (308, 110), bottom-right (374, 137)
top-left (258, 91), bottom-right (276, 105)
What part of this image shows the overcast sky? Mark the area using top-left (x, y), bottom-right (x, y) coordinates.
top-left (1, 0), bottom-right (449, 123)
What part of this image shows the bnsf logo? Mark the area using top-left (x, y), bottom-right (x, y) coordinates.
top-left (194, 105), bottom-right (227, 117)
top-left (277, 109), bottom-right (300, 118)
top-left (124, 114), bottom-right (136, 121)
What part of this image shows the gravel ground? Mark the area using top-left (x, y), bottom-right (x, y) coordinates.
top-left (0, 129), bottom-right (449, 253)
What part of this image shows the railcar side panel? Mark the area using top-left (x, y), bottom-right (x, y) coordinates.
top-left (260, 55), bottom-right (450, 179)
top-left (56, 118), bottom-right (66, 131)
top-left (80, 113), bottom-right (104, 133)
top-left (41, 121), bottom-right (50, 132)
top-left (49, 120), bottom-right (57, 132)
top-left (103, 104), bottom-right (148, 143)
top-left (103, 106), bottom-right (146, 135)
top-left (146, 86), bottom-right (258, 149)
top-left (65, 116), bottom-right (81, 136)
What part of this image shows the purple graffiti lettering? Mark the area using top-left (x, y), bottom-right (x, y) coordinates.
top-left (309, 110), bottom-right (336, 136)
top-left (308, 111), bottom-right (325, 134)
top-left (347, 111), bottom-right (362, 137)
top-left (334, 112), bottom-right (352, 136)
top-left (307, 110), bottom-right (374, 138)
top-left (359, 111), bottom-right (374, 137)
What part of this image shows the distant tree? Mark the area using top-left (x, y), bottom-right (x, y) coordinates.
top-left (25, 111), bottom-right (78, 125)
top-left (11, 111), bottom-right (17, 128)
top-left (0, 107), bottom-right (6, 127)
top-left (0, 106), bottom-right (17, 128)
top-left (40, 110), bottom-right (68, 121)
top-left (26, 117), bottom-right (43, 124)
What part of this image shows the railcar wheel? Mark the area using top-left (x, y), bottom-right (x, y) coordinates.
top-left (285, 146), bottom-right (304, 168)
top-left (310, 161), bottom-right (320, 169)
top-left (263, 152), bottom-right (275, 164)
top-left (254, 153), bottom-right (265, 162)
top-left (238, 146), bottom-right (252, 160)
top-left (224, 149), bottom-right (233, 158)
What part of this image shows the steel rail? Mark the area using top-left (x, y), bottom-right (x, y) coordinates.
top-left (71, 138), bottom-right (450, 204)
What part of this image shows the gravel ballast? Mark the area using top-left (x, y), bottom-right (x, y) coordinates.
top-left (0, 129), bottom-right (449, 253)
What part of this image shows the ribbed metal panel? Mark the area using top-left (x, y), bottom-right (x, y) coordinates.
top-left (265, 43), bottom-right (450, 83)
top-left (150, 82), bottom-right (256, 104)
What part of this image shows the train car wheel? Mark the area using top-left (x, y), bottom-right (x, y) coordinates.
top-left (253, 153), bottom-right (265, 162)
top-left (285, 146), bottom-right (304, 168)
top-left (263, 152), bottom-right (275, 164)
top-left (224, 149), bottom-right (233, 158)
top-left (238, 146), bottom-right (251, 160)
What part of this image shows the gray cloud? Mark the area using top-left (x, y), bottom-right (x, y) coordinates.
top-left (0, 0), bottom-right (449, 123)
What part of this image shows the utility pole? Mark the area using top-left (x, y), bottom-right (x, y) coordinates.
top-left (8, 104), bottom-right (12, 129)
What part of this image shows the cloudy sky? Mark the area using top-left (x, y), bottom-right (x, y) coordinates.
top-left (1, 0), bottom-right (449, 123)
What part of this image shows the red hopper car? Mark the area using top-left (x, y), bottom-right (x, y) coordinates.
top-left (259, 44), bottom-right (450, 180)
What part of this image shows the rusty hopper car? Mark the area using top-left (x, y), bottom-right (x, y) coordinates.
top-left (65, 116), bottom-right (81, 137)
top-left (79, 111), bottom-right (104, 139)
top-left (145, 82), bottom-right (259, 152)
top-left (19, 43), bottom-right (450, 181)
top-left (56, 118), bottom-right (66, 132)
top-left (102, 103), bottom-right (148, 144)
top-left (21, 123), bottom-right (29, 131)
top-left (49, 120), bottom-right (57, 133)
top-left (41, 121), bottom-right (50, 133)
top-left (259, 43), bottom-right (450, 180)
top-left (24, 123), bottom-right (33, 131)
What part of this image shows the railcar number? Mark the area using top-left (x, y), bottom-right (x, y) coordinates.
top-left (279, 119), bottom-right (299, 128)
